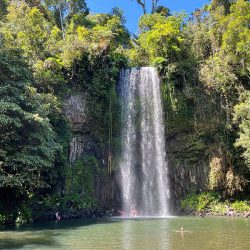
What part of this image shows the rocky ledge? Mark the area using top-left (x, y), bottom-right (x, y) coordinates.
top-left (179, 210), bottom-right (250, 218)
top-left (32, 207), bottom-right (115, 222)
top-left (199, 211), bottom-right (250, 218)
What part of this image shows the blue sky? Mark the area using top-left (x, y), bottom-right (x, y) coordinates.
top-left (86, 0), bottom-right (210, 34)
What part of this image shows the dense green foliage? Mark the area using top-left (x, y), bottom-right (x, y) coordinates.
top-left (0, 0), bottom-right (249, 223)
top-left (129, 0), bottom-right (250, 197)
top-left (0, 49), bottom-right (59, 188)
top-left (181, 192), bottom-right (250, 214)
top-left (181, 192), bottom-right (221, 212)
top-left (0, 49), bottom-right (60, 223)
top-left (0, 0), bottom-right (129, 223)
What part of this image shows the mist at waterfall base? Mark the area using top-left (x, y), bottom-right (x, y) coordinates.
top-left (119, 67), bottom-right (170, 217)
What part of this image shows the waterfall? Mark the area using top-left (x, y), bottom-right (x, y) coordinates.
top-left (119, 67), bottom-right (170, 216)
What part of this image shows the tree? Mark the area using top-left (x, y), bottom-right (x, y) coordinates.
top-left (44, 0), bottom-right (89, 38)
top-left (110, 7), bottom-right (126, 25)
top-left (155, 6), bottom-right (171, 17)
top-left (44, 0), bottom-right (67, 38)
top-left (198, 0), bottom-right (250, 107)
top-left (186, 0), bottom-right (250, 195)
top-left (135, 0), bottom-right (146, 14)
top-left (131, 13), bottom-right (184, 65)
top-left (0, 1), bottom-right (65, 94)
top-left (151, 0), bottom-right (160, 14)
top-left (220, 0), bottom-right (250, 77)
top-left (234, 92), bottom-right (250, 166)
top-left (134, 0), bottom-right (168, 14)
top-left (0, 0), bottom-right (8, 19)
top-left (210, 0), bottom-right (235, 15)
top-left (67, 0), bottom-right (89, 16)
top-left (1, 1), bottom-right (52, 61)
top-left (0, 49), bottom-right (59, 198)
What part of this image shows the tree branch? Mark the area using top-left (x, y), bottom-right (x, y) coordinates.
top-left (136, 0), bottom-right (146, 15)
top-left (151, 0), bottom-right (159, 14)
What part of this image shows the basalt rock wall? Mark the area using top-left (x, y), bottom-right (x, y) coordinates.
top-left (63, 91), bottom-right (210, 212)
top-left (63, 93), bottom-right (120, 209)
top-left (165, 131), bottom-right (210, 212)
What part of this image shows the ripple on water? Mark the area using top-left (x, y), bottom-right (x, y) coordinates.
top-left (0, 216), bottom-right (249, 250)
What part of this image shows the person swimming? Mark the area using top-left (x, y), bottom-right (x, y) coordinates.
top-left (176, 227), bottom-right (192, 233)
top-left (130, 208), bottom-right (138, 217)
top-left (118, 210), bottom-right (126, 216)
top-left (55, 212), bottom-right (61, 221)
top-left (176, 227), bottom-right (184, 232)
top-left (176, 227), bottom-right (185, 239)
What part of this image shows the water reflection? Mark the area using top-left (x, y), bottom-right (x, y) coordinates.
top-left (121, 219), bottom-right (132, 250)
top-left (119, 217), bottom-right (171, 250)
top-left (0, 217), bottom-right (249, 250)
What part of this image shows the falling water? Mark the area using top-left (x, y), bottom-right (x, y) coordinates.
top-left (119, 67), bottom-right (170, 216)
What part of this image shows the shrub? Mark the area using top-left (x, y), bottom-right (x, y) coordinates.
top-left (211, 203), bottom-right (227, 213)
top-left (39, 193), bottom-right (96, 212)
top-left (231, 201), bottom-right (250, 212)
top-left (209, 157), bottom-right (224, 191)
top-left (181, 192), bottom-right (220, 211)
top-left (15, 205), bottom-right (32, 224)
top-left (0, 214), bottom-right (6, 224)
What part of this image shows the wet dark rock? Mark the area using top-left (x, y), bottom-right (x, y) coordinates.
top-left (166, 132), bottom-right (209, 211)
top-left (243, 212), bottom-right (250, 218)
top-left (181, 209), bottom-right (250, 218)
top-left (32, 207), bottom-right (115, 222)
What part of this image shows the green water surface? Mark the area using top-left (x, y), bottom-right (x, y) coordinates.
top-left (0, 216), bottom-right (249, 250)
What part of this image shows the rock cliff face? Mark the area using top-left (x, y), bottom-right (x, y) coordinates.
top-left (63, 93), bottom-right (119, 208)
top-left (64, 94), bottom-right (87, 132)
top-left (166, 132), bottom-right (209, 212)
top-left (63, 91), bottom-right (210, 212)
top-left (64, 94), bottom-right (87, 163)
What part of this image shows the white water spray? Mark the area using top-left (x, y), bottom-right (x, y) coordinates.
top-left (119, 67), bottom-right (170, 216)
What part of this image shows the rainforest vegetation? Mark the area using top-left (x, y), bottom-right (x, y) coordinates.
top-left (0, 0), bottom-right (249, 223)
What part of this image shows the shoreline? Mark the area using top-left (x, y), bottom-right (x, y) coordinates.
top-left (32, 207), bottom-right (115, 223)
top-left (33, 209), bottom-right (250, 223)
top-left (1, 208), bottom-right (249, 226)
top-left (180, 211), bottom-right (250, 218)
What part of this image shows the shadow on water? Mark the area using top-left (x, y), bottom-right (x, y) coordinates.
top-left (0, 217), bottom-right (118, 232)
top-left (0, 231), bottom-right (58, 249)
top-left (0, 217), bottom-right (119, 249)
top-left (0, 216), bottom-right (249, 250)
